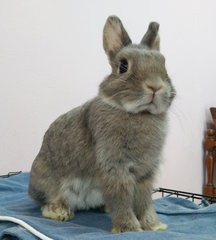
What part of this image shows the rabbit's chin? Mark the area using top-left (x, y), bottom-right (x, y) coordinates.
top-left (146, 103), bottom-right (168, 115)
top-left (101, 96), bottom-right (168, 115)
top-left (123, 101), bottom-right (168, 115)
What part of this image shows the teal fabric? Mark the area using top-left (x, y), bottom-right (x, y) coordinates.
top-left (0, 173), bottom-right (216, 240)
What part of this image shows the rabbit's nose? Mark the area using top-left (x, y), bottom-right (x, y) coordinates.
top-left (146, 84), bottom-right (162, 93)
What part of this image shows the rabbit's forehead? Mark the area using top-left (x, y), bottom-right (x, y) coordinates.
top-left (118, 47), bottom-right (165, 64)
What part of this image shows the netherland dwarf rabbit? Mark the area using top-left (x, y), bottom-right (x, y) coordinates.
top-left (29, 16), bottom-right (176, 233)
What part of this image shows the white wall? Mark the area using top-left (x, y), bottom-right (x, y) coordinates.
top-left (1, 0), bottom-right (216, 194)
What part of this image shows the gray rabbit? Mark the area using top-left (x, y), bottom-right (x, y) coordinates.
top-left (29, 16), bottom-right (176, 233)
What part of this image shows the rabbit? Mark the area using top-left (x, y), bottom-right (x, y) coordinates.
top-left (28, 15), bottom-right (176, 233)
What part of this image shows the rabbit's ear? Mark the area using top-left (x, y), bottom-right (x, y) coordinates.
top-left (141, 22), bottom-right (160, 51)
top-left (103, 16), bottom-right (132, 60)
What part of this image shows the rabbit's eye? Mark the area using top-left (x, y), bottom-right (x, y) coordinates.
top-left (119, 59), bottom-right (128, 74)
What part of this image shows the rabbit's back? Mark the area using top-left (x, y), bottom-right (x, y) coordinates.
top-left (41, 101), bottom-right (95, 172)
top-left (28, 100), bottom-right (96, 203)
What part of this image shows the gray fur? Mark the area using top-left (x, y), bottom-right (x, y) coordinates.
top-left (29, 15), bottom-right (176, 232)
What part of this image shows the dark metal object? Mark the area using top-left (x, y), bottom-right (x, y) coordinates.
top-left (0, 171), bottom-right (22, 178)
top-left (153, 187), bottom-right (216, 205)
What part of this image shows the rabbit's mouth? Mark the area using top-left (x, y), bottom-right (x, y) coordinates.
top-left (149, 94), bottom-right (155, 104)
top-left (121, 93), bottom-right (170, 115)
top-left (100, 91), bottom-right (171, 115)
top-left (145, 96), bottom-right (170, 114)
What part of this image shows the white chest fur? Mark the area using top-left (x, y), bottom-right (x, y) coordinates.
top-left (60, 178), bottom-right (104, 211)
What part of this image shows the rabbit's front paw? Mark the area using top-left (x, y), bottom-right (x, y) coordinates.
top-left (112, 226), bottom-right (143, 234)
top-left (150, 222), bottom-right (167, 231)
top-left (41, 202), bottom-right (74, 221)
top-left (140, 217), bottom-right (167, 231)
top-left (112, 217), bottom-right (142, 233)
top-left (139, 206), bottom-right (167, 231)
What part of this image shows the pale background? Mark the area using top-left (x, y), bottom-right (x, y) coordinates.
top-left (1, 0), bottom-right (216, 194)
